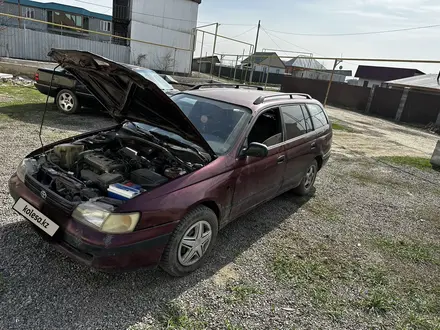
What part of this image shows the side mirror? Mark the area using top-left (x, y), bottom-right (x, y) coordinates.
top-left (242, 142), bottom-right (268, 158)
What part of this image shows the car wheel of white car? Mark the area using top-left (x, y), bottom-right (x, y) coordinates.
top-left (56, 89), bottom-right (80, 114)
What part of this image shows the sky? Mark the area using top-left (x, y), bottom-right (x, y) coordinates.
top-left (35, 0), bottom-right (440, 74)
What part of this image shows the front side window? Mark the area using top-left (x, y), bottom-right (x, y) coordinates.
top-left (306, 104), bottom-right (328, 130)
top-left (248, 108), bottom-right (283, 147)
top-left (281, 105), bottom-right (307, 140)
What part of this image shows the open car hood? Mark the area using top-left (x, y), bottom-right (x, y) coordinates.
top-left (48, 49), bottom-right (216, 158)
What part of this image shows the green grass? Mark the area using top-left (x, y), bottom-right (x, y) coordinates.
top-left (359, 288), bottom-right (397, 315)
top-left (304, 201), bottom-right (341, 222)
top-left (225, 320), bottom-right (244, 330)
top-left (157, 302), bottom-right (207, 330)
top-left (378, 156), bottom-right (433, 171)
top-left (332, 121), bottom-right (355, 132)
top-left (225, 283), bottom-right (263, 304)
top-left (0, 83), bottom-right (48, 105)
top-left (350, 171), bottom-right (403, 187)
top-left (373, 238), bottom-right (440, 265)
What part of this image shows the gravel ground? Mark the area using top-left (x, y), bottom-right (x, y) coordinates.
top-left (0, 84), bottom-right (439, 330)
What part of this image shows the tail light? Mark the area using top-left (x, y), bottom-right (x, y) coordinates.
top-left (34, 73), bottom-right (39, 81)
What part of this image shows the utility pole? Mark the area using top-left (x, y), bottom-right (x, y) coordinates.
top-left (249, 20), bottom-right (261, 83)
top-left (324, 58), bottom-right (342, 108)
top-left (210, 23), bottom-right (219, 78)
top-left (17, 0), bottom-right (22, 28)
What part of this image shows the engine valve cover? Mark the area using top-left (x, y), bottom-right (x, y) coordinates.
top-left (83, 152), bottom-right (124, 173)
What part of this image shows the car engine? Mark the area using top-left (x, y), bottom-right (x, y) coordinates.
top-left (27, 126), bottom-right (202, 204)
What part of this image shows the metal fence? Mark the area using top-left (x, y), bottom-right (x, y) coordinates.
top-left (0, 26), bottom-right (130, 63)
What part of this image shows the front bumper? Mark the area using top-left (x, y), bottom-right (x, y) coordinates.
top-left (8, 174), bottom-right (176, 271)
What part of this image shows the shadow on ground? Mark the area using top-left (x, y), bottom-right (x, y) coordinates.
top-left (0, 103), bottom-right (114, 132)
top-left (0, 191), bottom-right (312, 330)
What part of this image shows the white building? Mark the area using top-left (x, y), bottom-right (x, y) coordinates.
top-left (113, 0), bottom-right (201, 74)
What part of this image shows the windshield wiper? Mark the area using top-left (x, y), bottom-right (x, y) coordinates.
top-left (149, 130), bottom-right (211, 163)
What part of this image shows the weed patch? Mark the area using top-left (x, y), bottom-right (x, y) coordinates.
top-left (374, 238), bottom-right (440, 265)
top-left (157, 302), bottom-right (207, 330)
top-left (332, 121), bottom-right (355, 132)
top-left (378, 156), bottom-right (433, 171)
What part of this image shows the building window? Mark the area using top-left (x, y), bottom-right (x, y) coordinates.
top-left (100, 20), bottom-right (112, 32)
top-left (276, 69), bottom-right (280, 74)
top-left (47, 11), bottom-right (84, 29)
top-left (23, 7), bottom-right (35, 19)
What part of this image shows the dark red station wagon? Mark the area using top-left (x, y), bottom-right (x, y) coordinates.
top-left (9, 50), bottom-right (332, 276)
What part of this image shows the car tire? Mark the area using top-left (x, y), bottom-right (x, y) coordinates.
top-left (55, 89), bottom-right (80, 114)
top-left (293, 159), bottom-right (318, 196)
top-left (160, 205), bottom-right (218, 277)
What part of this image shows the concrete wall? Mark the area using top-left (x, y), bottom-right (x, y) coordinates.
top-left (129, 0), bottom-right (199, 73)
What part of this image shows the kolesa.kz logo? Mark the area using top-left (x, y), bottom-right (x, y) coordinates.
top-left (22, 204), bottom-right (50, 228)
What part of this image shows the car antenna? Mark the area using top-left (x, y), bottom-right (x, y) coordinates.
top-left (39, 64), bottom-right (60, 152)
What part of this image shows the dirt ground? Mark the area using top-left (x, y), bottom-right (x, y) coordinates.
top-left (327, 106), bottom-right (438, 158)
top-left (0, 84), bottom-right (439, 330)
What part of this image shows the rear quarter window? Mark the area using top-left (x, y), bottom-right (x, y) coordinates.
top-left (306, 104), bottom-right (328, 130)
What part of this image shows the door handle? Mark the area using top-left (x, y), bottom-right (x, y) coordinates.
top-left (311, 142), bottom-right (316, 150)
top-left (277, 155), bottom-right (285, 164)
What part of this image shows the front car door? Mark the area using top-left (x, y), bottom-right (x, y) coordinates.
top-left (230, 107), bottom-right (286, 219)
top-left (279, 103), bottom-right (318, 192)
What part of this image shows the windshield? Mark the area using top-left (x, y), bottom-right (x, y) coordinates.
top-left (135, 69), bottom-right (174, 91)
top-left (132, 94), bottom-right (251, 155)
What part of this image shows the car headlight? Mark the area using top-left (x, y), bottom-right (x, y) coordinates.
top-left (72, 201), bottom-right (140, 234)
top-left (16, 158), bottom-right (39, 183)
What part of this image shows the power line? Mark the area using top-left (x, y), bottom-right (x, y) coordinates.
top-left (74, 0), bottom-right (256, 26)
top-left (265, 23), bottom-right (440, 37)
top-left (216, 26), bottom-right (256, 44)
top-left (264, 29), bottom-right (320, 56)
top-left (264, 29), bottom-right (360, 67)
top-left (261, 26), bottom-right (283, 52)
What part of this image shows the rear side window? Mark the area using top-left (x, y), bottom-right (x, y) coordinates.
top-left (281, 105), bottom-right (307, 140)
top-left (307, 104), bottom-right (328, 130)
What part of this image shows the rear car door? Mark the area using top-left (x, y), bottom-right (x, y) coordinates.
top-left (305, 103), bottom-right (332, 158)
top-left (279, 104), bottom-right (317, 192)
top-left (230, 107), bottom-right (286, 219)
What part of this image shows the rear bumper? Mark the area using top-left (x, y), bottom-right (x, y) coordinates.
top-left (8, 173), bottom-right (176, 271)
top-left (34, 83), bottom-right (56, 97)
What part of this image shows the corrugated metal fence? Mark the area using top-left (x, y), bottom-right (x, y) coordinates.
top-left (0, 27), bottom-right (130, 63)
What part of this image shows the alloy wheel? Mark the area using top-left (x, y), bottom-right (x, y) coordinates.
top-left (178, 220), bottom-right (212, 266)
top-left (58, 92), bottom-right (75, 112)
top-left (304, 164), bottom-right (317, 189)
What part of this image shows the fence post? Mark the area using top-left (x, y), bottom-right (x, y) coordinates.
top-left (365, 85), bottom-right (376, 114)
top-left (198, 31), bottom-right (204, 75)
top-left (264, 65), bottom-right (269, 90)
top-left (173, 48), bottom-right (177, 75)
top-left (394, 87), bottom-right (409, 122)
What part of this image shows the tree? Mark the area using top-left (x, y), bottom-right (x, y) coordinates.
top-left (153, 50), bottom-right (176, 72)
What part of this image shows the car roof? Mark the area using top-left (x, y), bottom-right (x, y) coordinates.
top-left (183, 88), bottom-right (321, 112)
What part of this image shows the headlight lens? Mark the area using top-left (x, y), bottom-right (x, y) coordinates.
top-left (16, 158), bottom-right (39, 183)
top-left (72, 201), bottom-right (140, 234)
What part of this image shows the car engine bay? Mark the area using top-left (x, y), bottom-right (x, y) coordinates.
top-left (26, 125), bottom-right (206, 206)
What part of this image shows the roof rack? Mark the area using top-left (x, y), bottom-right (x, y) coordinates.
top-left (253, 93), bottom-right (312, 105)
top-left (190, 83), bottom-right (264, 91)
